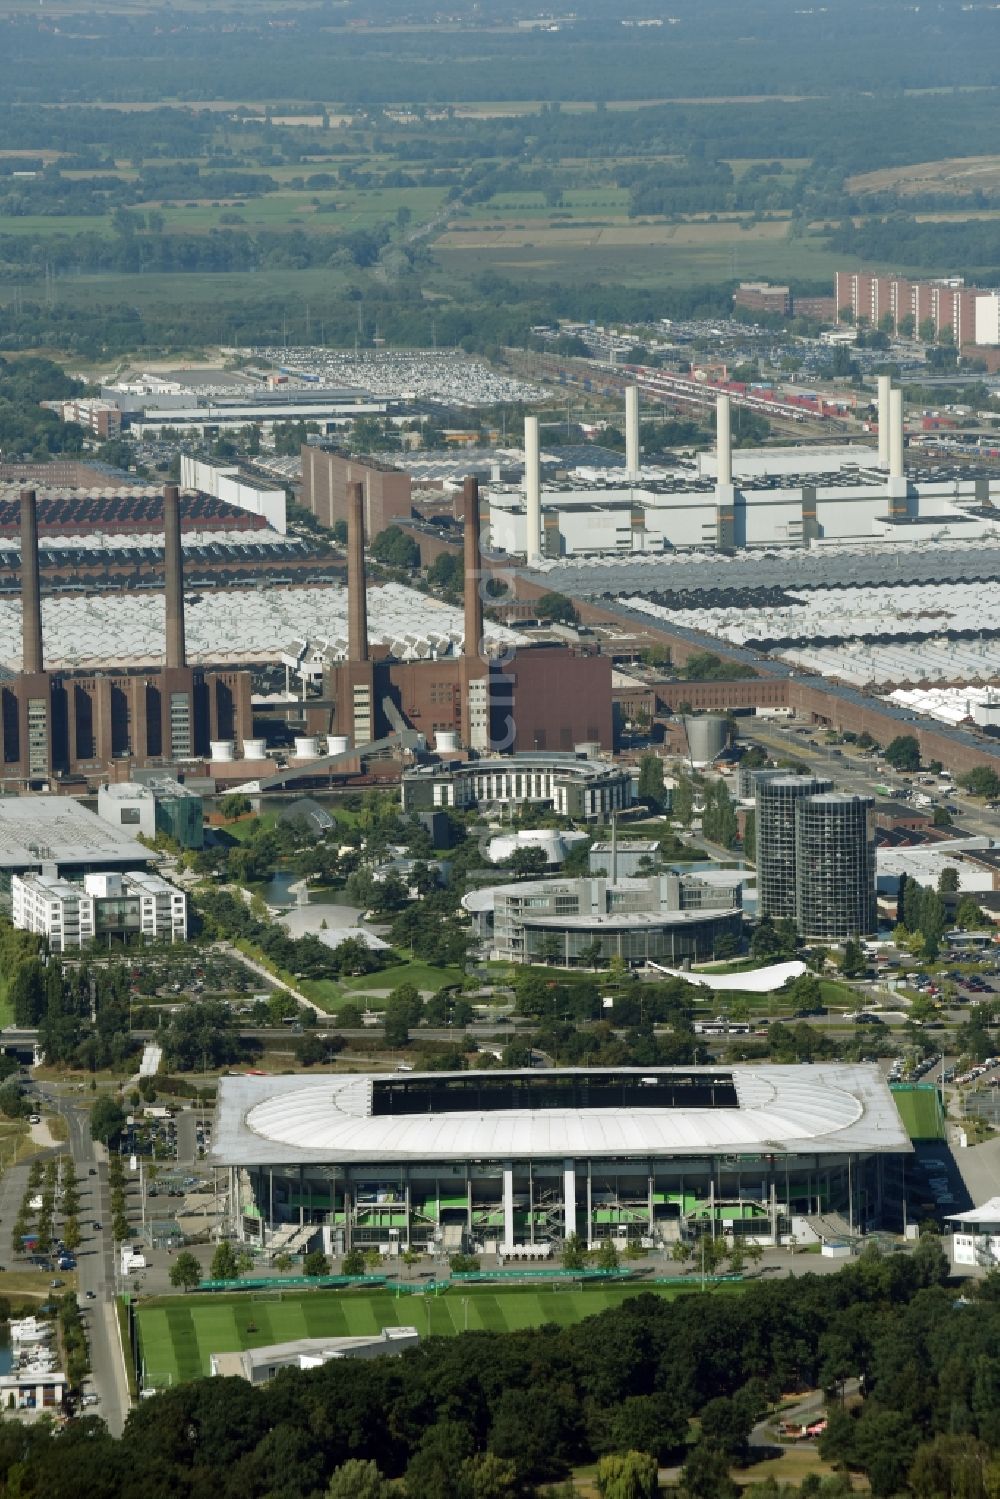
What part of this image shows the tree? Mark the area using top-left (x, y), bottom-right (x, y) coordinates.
top-left (885, 735), bottom-right (920, 772)
top-left (370, 526), bottom-right (420, 570)
top-left (535, 591), bottom-right (579, 625)
top-left (327, 1459), bottom-right (393, 1499)
top-left (405, 1420), bottom-right (474, 1499)
top-left (702, 780), bottom-right (738, 850)
top-left (959, 766), bottom-right (1000, 800)
top-left (596, 1238), bottom-right (620, 1271)
top-left (840, 939), bottom-right (866, 978)
top-left (62, 1217), bottom-right (81, 1254)
top-left (508, 846), bottom-right (548, 881)
top-left (0, 1082), bottom-right (29, 1119)
top-left (578, 939), bottom-right (605, 969)
top-left (89, 1095), bottom-right (126, 1146)
top-left (210, 1241), bottom-right (241, 1281)
top-left (596, 1451), bottom-right (658, 1499)
top-left (10, 959), bottom-right (46, 1028)
top-left (638, 754), bottom-right (665, 809)
top-left (459, 1453), bottom-right (519, 1499)
top-left (955, 896), bottom-right (989, 929)
top-left (562, 1232), bottom-right (587, 1270)
top-left (938, 866), bottom-right (959, 894)
top-left (742, 807), bottom-right (756, 863)
top-left (169, 1251), bottom-right (202, 1293)
top-left (303, 1249), bottom-right (330, 1277)
top-left (342, 1247), bottom-right (366, 1275)
top-left (681, 1444), bottom-right (738, 1499)
top-left (219, 793), bottom-right (252, 820)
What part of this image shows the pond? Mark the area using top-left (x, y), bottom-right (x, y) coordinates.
top-left (258, 874), bottom-right (363, 911)
top-left (258, 871), bottom-right (305, 907)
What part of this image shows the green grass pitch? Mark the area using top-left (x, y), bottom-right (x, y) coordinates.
top-left (135, 1282), bottom-right (722, 1387)
top-left (890, 1084), bottom-right (945, 1141)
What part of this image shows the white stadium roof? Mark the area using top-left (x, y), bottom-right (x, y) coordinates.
top-left (211, 1064), bottom-right (910, 1166)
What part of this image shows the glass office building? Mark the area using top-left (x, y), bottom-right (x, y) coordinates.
top-left (756, 774), bottom-right (832, 920)
top-left (795, 793), bottom-right (876, 940)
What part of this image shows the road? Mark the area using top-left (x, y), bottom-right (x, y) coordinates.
top-left (747, 722), bottom-right (1000, 839)
top-left (37, 1084), bottom-right (131, 1437)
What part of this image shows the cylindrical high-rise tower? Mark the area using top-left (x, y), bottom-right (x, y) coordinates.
top-left (163, 483), bottom-right (186, 669)
top-left (19, 488), bottom-right (43, 675)
top-left (755, 773), bottom-right (833, 921)
top-left (795, 793), bottom-right (875, 940)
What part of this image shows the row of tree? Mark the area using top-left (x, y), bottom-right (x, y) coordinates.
top-left (0, 1241), bottom-right (971, 1498)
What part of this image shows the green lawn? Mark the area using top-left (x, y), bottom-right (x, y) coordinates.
top-left (0, 976), bottom-right (13, 1029)
top-left (890, 1084), bottom-right (946, 1141)
top-left (134, 1281), bottom-right (728, 1387)
top-left (300, 960), bottom-right (467, 1012)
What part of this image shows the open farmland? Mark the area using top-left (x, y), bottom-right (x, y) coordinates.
top-left (848, 153), bottom-right (1000, 197)
top-left (434, 228), bottom-right (849, 289)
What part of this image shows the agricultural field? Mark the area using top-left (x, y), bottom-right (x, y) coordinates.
top-left (135, 1280), bottom-right (733, 1387)
top-left (848, 154), bottom-right (1000, 198)
top-left (434, 228), bottom-right (848, 291)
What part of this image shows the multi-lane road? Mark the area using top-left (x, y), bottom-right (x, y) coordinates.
top-left (747, 721), bottom-right (1000, 840)
top-left (33, 1084), bottom-right (132, 1436)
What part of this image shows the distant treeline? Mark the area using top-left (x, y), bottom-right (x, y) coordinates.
top-left (0, 276), bottom-right (732, 360)
top-left (3, 0), bottom-right (1000, 101)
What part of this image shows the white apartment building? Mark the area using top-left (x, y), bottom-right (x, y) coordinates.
top-left (12, 869), bottom-right (187, 951)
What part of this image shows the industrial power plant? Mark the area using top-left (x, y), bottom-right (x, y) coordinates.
top-left (488, 380), bottom-right (1000, 559)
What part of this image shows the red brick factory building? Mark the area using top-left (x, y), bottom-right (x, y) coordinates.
top-left (1, 486), bottom-right (252, 788)
top-left (319, 478), bottom-right (612, 755)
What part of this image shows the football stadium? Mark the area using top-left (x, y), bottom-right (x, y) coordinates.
top-left (212, 1066), bottom-right (911, 1256)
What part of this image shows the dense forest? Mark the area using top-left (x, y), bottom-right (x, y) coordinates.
top-left (0, 1245), bottom-right (992, 1498)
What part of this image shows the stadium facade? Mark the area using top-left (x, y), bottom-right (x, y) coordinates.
top-left (212, 1066), bottom-right (910, 1257)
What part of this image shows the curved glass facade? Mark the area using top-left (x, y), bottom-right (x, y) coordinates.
top-left (795, 793), bottom-right (876, 940)
top-left (756, 774), bottom-right (832, 920)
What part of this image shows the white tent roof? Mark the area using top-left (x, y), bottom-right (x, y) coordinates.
top-left (650, 959), bottom-right (806, 993)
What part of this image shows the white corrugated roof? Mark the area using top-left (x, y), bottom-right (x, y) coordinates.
top-left (211, 1064), bottom-right (910, 1165)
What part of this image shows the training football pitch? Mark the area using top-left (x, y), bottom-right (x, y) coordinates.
top-left (890, 1084), bottom-right (946, 1141)
top-left (135, 1282), bottom-right (721, 1387)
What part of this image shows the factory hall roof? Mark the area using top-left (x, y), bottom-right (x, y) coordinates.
top-left (0, 796), bottom-right (151, 871)
top-left (0, 581), bottom-right (525, 671)
top-left (211, 1065), bottom-right (910, 1166)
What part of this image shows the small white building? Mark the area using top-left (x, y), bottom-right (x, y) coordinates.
top-left (947, 1198), bottom-right (1000, 1268)
top-left (209, 1328), bottom-right (419, 1385)
top-left (12, 868), bottom-right (187, 951)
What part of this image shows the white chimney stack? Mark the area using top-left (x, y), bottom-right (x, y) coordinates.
top-left (877, 374), bottom-right (891, 467)
top-left (524, 414), bottom-right (541, 565)
top-left (889, 388), bottom-right (904, 481)
top-left (716, 393), bottom-right (732, 487)
top-left (625, 385), bottom-right (640, 481)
